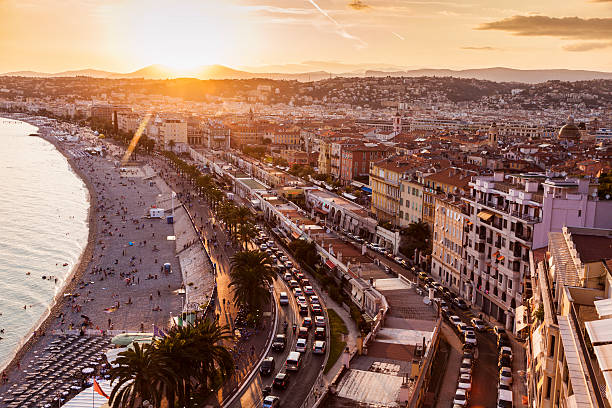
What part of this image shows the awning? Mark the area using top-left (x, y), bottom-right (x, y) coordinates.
top-left (467, 221), bottom-right (473, 226)
top-left (314, 207), bottom-right (329, 215)
top-left (477, 210), bottom-right (494, 221)
top-left (325, 259), bottom-right (336, 269)
top-left (515, 305), bottom-right (528, 331)
top-left (361, 186), bottom-right (372, 193)
top-left (292, 231), bottom-right (301, 239)
top-left (531, 323), bottom-right (543, 359)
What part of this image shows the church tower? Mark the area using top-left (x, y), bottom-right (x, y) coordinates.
top-left (393, 111), bottom-right (402, 134)
top-left (488, 122), bottom-right (498, 147)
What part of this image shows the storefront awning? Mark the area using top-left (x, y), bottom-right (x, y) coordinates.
top-left (325, 259), bottom-right (336, 269)
top-left (477, 210), bottom-right (494, 221)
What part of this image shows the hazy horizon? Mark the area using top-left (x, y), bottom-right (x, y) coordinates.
top-left (1, 0), bottom-right (612, 73)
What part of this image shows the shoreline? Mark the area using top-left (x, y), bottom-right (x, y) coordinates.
top-left (0, 118), bottom-right (97, 376)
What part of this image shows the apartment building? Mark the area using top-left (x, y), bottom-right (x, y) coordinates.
top-left (159, 119), bottom-right (188, 150)
top-left (420, 167), bottom-right (472, 230)
top-left (339, 143), bottom-right (393, 184)
top-left (399, 178), bottom-right (423, 226)
top-left (273, 125), bottom-right (302, 148)
top-left (187, 117), bottom-right (203, 146)
top-left (318, 140), bottom-right (331, 175)
top-left (463, 172), bottom-right (612, 331)
top-left (431, 195), bottom-right (468, 293)
top-left (528, 227), bottom-right (612, 408)
top-left (370, 156), bottom-right (421, 227)
top-left (116, 112), bottom-right (142, 134)
top-left (203, 120), bottom-right (231, 150)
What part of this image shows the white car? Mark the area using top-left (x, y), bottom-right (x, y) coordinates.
top-left (280, 255), bottom-right (289, 262)
top-left (260, 244), bottom-right (268, 251)
top-left (313, 340), bottom-right (326, 354)
top-left (456, 322), bottom-right (469, 334)
top-left (471, 318), bottom-right (486, 331)
top-left (295, 338), bottom-right (308, 352)
top-left (297, 296), bottom-right (307, 304)
top-left (458, 374), bottom-right (471, 391)
top-left (314, 316), bottom-right (326, 327)
top-left (459, 358), bottom-right (472, 375)
top-left (285, 261), bottom-right (293, 269)
top-left (453, 388), bottom-right (468, 406)
top-left (283, 272), bottom-right (292, 281)
top-left (449, 315), bottom-right (462, 326)
top-left (500, 346), bottom-right (513, 361)
top-left (464, 330), bottom-right (477, 346)
top-left (293, 288), bottom-right (303, 297)
top-left (499, 366), bottom-right (513, 386)
top-left (279, 292), bottom-right (289, 306)
top-left (303, 286), bottom-right (315, 296)
top-left (310, 296), bottom-right (320, 305)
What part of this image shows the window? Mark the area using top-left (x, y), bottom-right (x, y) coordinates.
top-left (549, 335), bottom-right (556, 357)
top-left (578, 209), bottom-right (582, 217)
top-left (545, 376), bottom-right (552, 399)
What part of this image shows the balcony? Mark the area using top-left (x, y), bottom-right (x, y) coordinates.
top-left (510, 210), bottom-right (541, 224)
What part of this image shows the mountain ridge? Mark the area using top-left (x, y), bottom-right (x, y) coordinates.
top-left (3, 64), bottom-right (612, 83)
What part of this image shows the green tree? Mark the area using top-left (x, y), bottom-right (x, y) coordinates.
top-left (399, 221), bottom-right (431, 259)
top-left (237, 223), bottom-right (257, 250)
top-left (289, 239), bottom-right (319, 267)
top-left (229, 250), bottom-right (275, 321)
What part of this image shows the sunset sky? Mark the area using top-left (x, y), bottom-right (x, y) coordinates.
top-left (1, 0), bottom-right (611, 73)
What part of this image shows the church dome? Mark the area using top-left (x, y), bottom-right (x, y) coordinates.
top-left (558, 115), bottom-right (581, 140)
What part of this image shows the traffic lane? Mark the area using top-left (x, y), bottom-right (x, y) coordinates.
top-left (229, 277), bottom-right (299, 408)
top-left (445, 305), bottom-right (499, 408)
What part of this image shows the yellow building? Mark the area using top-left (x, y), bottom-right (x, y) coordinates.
top-left (399, 178), bottom-right (423, 226)
top-left (420, 167), bottom-right (473, 231)
top-left (318, 140), bottom-right (331, 175)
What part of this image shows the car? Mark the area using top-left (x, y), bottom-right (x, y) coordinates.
top-left (498, 383), bottom-right (511, 391)
top-left (260, 244), bottom-right (268, 251)
top-left (303, 286), bottom-right (315, 296)
top-left (315, 316), bottom-right (326, 327)
top-left (270, 246), bottom-right (279, 252)
top-left (449, 315), bottom-right (462, 326)
top-left (298, 303), bottom-right (309, 316)
top-left (291, 267), bottom-right (300, 275)
top-left (454, 298), bottom-right (468, 310)
top-left (267, 240), bottom-right (275, 247)
top-left (284, 261), bottom-right (293, 269)
top-left (298, 327), bottom-right (309, 339)
top-left (310, 295), bottom-right (320, 305)
top-left (289, 280), bottom-right (299, 289)
top-left (315, 327), bottom-right (326, 340)
top-left (457, 373), bottom-right (471, 391)
top-left (295, 272), bottom-right (305, 281)
top-left (459, 358), bottom-right (472, 375)
top-left (313, 340), bottom-right (326, 354)
top-left (279, 292), bottom-right (289, 306)
top-left (432, 282), bottom-right (443, 291)
top-left (424, 277), bottom-right (434, 285)
top-left (297, 296), bottom-right (307, 304)
top-left (453, 388), bottom-right (468, 406)
top-left (270, 254), bottom-right (277, 261)
top-left (499, 366), bottom-right (513, 386)
top-left (302, 317), bottom-right (312, 327)
top-left (456, 322), bottom-right (470, 334)
top-left (262, 395), bottom-right (280, 408)
top-left (293, 288), bottom-right (303, 297)
top-left (273, 372), bottom-right (289, 389)
top-left (464, 330), bottom-right (477, 346)
top-left (311, 304), bottom-right (323, 315)
top-left (497, 332), bottom-right (510, 349)
top-left (301, 278), bottom-right (311, 287)
top-left (280, 255), bottom-right (288, 262)
top-left (500, 346), bottom-right (513, 361)
top-left (498, 355), bottom-right (511, 371)
top-left (471, 318), bottom-right (486, 331)
top-left (493, 326), bottom-right (505, 337)
top-left (418, 272), bottom-right (427, 281)
top-left (283, 272), bottom-right (292, 281)
top-left (394, 256), bottom-right (403, 264)
top-left (266, 249), bottom-right (274, 255)
top-left (462, 350), bottom-right (474, 361)
top-left (272, 334), bottom-right (287, 351)
top-left (295, 338), bottom-right (308, 352)
top-left (260, 356), bottom-right (275, 376)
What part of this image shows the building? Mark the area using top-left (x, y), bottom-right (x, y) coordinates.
top-left (317, 139), bottom-right (331, 175)
top-left (370, 157), bottom-right (421, 227)
top-left (187, 117), bottom-right (203, 146)
top-left (399, 178), bottom-right (424, 226)
top-left (90, 104), bottom-right (113, 124)
top-left (281, 149), bottom-right (309, 166)
top-left (431, 195), bottom-right (468, 294)
top-left (273, 125), bottom-right (302, 148)
top-left (339, 143), bottom-right (393, 184)
top-left (528, 227), bottom-right (612, 408)
top-left (159, 119), bottom-right (188, 150)
top-left (463, 172), bottom-right (612, 331)
top-left (420, 167), bottom-right (472, 231)
top-left (203, 120), bottom-right (230, 150)
top-left (116, 112), bottom-right (142, 134)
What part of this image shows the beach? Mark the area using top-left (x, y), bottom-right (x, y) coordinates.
top-left (0, 116), bottom-right (213, 405)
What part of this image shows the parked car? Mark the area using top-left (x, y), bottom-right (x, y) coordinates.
top-left (272, 334), bottom-right (287, 351)
top-left (498, 355), bottom-right (512, 371)
top-left (457, 373), bottom-right (472, 391)
top-left (453, 388), bottom-right (469, 406)
top-left (295, 338), bottom-right (308, 352)
top-left (262, 395), bottom-right (280, 408)
top-left (260, 357), bottom-right (275, 376)
top-left (500, 346), bottom-right (513, 361)
top-left (471, 318), bottom-right (486, 331)
top-left (499, 366), bottom-right (513, 386)
top-left (454, 298), bottom-right (468, 309)
top-left (313, 340), bottom-right (326, 354)
top-left (273, 372), bottom-right (289, 389)
top-left (497, 332), bottom-right (510, 349)
top-left (418, 272), bottom-right (427, 281)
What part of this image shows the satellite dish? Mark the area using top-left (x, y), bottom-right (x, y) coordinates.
top-left (423, 297), bottom-right (431, 305)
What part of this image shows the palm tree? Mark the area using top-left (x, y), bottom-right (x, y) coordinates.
top-left (237, 223), bottom-right (257, 250)
top-left (229, 250), bottom-right (276, 321)
top-left (108, 343), bottom-right (176, 408)
top-left (155, 321), bottom-right (234, 407)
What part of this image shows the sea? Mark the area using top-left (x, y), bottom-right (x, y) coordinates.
top-left (0, 117), bottom-right (89, 371)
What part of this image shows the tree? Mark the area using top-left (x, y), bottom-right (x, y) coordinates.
top-left (237, 223), bottom-right (257, 250)
top-left (229, 250), bottom-right (275, 322)
top-left (109, 343), bottom-right (175, 408)
top-left (289, 239), bottom-right (319, 267)
top-left (399, 221), bottom-right (431, 259)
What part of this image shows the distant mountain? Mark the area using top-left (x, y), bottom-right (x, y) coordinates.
top-left (3, 64), bottom-right (612, 83)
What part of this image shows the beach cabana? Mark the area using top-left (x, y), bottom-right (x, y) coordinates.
top-left (60, 380), bottom-right (112, 408)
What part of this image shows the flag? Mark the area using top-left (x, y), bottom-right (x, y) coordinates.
top-left (93, 379), bottom-right (109, 399)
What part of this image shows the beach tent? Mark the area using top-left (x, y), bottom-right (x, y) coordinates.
top-left (110, 332), bottom-right (154, 346)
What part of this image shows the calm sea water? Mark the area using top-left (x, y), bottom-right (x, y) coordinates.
top-left (0, 118), bottom-right (89, 370)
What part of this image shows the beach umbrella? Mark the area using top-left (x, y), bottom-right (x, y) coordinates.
top-left (81, 367), bottom-right (94, 375)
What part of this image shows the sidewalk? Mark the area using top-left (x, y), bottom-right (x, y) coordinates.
top-left (435, 323), bottom-right (462, 408)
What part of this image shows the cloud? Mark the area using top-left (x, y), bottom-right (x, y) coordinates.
top-left (348, 1), bottom-right (369, 10)
top-left (307, 0), bottom-right (368, 47)
top-left (461, 46), bottom-right (499, 50)
top-left (476, 15), bottom-right (612, 41)
top-left (562, 41), bottom-right (612, 51)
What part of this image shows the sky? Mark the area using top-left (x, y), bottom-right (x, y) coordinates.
top-left (1, 0), bottom-right (611, 73)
